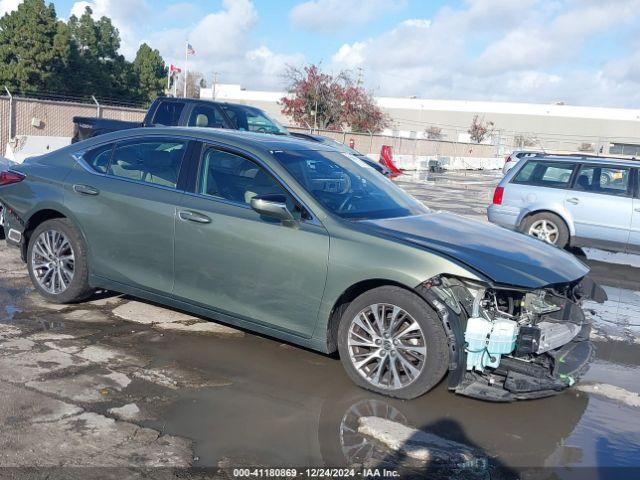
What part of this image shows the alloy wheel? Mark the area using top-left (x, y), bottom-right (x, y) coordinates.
top-left (528, 219), bottom-right (559, 244)
top-left (347, 303), bottom-right (426, 390)
top-left (31, 229), bottom-right (75, 294)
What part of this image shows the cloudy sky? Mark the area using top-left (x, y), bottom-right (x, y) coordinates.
top-left (3, 0), bottom-right (640, 107)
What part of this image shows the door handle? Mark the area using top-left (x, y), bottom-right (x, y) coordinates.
top-left (566, 197), bottom-right (580, 205)
top-left (73, 184), bottom-right (99, 196)
top-left (178, 210), bottom-right (211, 224)
top-left (635, 207), bottom-right (640, 213)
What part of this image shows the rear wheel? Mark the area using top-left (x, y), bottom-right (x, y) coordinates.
top-left (521, 212), bottom-right (569, 248)
top-left (337, 286), bottom-right (448, 399)
top-left (27, 218), bottom-right (93, 303)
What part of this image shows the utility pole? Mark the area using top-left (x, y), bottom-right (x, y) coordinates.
top-left (183, 41), bottom-right (189, 98)
top-left (356, 67), bottom-right (363, 87)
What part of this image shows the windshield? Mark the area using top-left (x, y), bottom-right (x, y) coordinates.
top-left (273, 150), bottom-right (428, 220)
top-left (220, 104), bottom-right (289, 135)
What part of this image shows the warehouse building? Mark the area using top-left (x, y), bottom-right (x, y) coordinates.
top-left (200, 84), bottom-right (640, 155)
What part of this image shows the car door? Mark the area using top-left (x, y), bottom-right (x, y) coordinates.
top-left (173, 144), bottom-right (330, 337)
top-left (629, 169), bottom-right (640, 253)
top-left (65, 136), bottom-right (190, 293)
top-left (564, 163), bottom-right (633, 251)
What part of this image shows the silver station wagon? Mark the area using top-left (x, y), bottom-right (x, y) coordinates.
top-left (488, 154), bottom-right (640, 253)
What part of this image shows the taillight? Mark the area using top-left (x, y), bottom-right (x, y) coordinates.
top-left (492, 186), bottom-right (504, 205)
top-left (0, 171), bottom-right (25, 186)
top-left (504, 155), bottom-right (511, 165)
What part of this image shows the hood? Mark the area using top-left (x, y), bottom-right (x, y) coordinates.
top-left (361, 212), bottom-right (589, 289)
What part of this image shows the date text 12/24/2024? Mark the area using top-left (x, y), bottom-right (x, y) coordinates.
top-left (232, 468), bottom-right (400, 478)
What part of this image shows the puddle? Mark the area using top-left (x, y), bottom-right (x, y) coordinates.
top-left (128, 328), bottom-right (639, 471)
top-left (583, 359), bottom-right (640, 392)
top-left (557, 396), bottom-right (640, 468)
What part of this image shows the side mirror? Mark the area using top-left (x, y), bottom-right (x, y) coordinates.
top-left (250, 194), bottom-right (296, 224)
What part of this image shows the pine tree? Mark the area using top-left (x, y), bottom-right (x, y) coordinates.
top-left (0, 0), bottom-right (69, 93)
top-left (133, 43), bottom-right (167, 103)
top-left (0, 1), bottom-right (166, 105)
top-left (67, 6), bottom-right (138, 102)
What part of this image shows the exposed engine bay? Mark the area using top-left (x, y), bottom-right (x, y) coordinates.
top-left (418, 274), bottom-right (607, 401)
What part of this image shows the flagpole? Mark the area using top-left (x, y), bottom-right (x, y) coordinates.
top-left (183, 41), bottom-right (188, 98)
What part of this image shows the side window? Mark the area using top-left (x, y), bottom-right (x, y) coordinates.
top-left (574, 165), bottom-right (631, 196)
top-left (198, 148), bottom-right (288, 205)
top-left (108, 138), bottom-right (188, 188)
top-left (221, 107), bottom-right (243, 130)
top-left (187, 105), bottom-right (226, 128)
top-left (83, 143), bottom-right (113, 173)
top-left (245, 111), bottom-right (279, 133)
top-left (512, 161), bottom-right (575, 188)
top-left (151, 101), bottom-right (185, 126)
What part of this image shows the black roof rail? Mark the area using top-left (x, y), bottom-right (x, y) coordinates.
top-left (530, 152), bottom-right (637, 163)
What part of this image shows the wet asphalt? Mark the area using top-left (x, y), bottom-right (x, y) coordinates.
top-left (0, 170), bottom-right (638, 479)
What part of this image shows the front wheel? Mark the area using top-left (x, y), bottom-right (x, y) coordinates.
top-left (27, 218), bottom-right (93, 304)
top-left (337, 286), bottom-right (448, 399)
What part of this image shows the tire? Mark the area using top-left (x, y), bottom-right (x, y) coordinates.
top-left (521, 212), bottom-right (569, 248)
top-left (337, 286), bottom-right (448, 400)
top-left (27, 218), bottom-right (93, 304)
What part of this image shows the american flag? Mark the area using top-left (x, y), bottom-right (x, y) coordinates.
top-left (187, 43), bottom-right (196, 55)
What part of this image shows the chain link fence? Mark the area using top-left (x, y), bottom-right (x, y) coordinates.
top-left (0, 94), bottom-right (146, 155)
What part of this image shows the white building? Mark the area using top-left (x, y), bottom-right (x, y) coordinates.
top-left (200, 84), bottom-right (640, 155)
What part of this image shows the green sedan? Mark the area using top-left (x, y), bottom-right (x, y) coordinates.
top-left (0, 128), bottom-right (604, 400)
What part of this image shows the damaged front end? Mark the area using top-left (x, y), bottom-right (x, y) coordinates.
top-left (417, 274), bottom-right (607, 402)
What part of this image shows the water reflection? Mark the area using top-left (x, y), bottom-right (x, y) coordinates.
top-left (338, 399), bottom-right (408, 466)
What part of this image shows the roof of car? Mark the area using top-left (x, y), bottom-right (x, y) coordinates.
top-left (526, 153), bottom-right (639, 167)
top-left (111, 126), bottom-right (337, 153)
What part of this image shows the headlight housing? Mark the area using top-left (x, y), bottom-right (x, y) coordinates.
top-left (422, 275), bottom-right (488, 317)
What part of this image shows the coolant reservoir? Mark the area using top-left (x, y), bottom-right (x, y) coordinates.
top-left (464, 317), bottom-right (492, 371)
top-left (465, 317), bottom-right (518, 371)
top-left (485, 319), bottom-right (518, 368)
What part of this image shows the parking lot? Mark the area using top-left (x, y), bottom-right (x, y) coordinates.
top-left (1, 170), bottom-right (639, 478)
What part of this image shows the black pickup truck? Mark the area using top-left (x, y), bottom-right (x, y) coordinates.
top-left (72, 96), bottom-right (390, 176)
top-left (72, 97), bottom-right (290, 143)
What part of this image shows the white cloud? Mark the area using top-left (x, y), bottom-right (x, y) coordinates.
top-left (69, 0), bottom-right (150, 58)
top-left (147, 0), bottom-right (303, 90)
top-left (0, 0), bottom-right (21, 16)
top-left (331, 41), bottom-right (367, 68)
top-left (475, 1), bottom-right (640, 75)
top-left (290, 0), bottom-right (405, 32)
top-left (330, 0), bottom-right (640, 107)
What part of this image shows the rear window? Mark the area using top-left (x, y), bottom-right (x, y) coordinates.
top-left (512, 161), bottom-right (575, 188)
top-left (83, 143), bottom-right (113, 173)
top-left (151, 101), bottom-right (185, 126)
